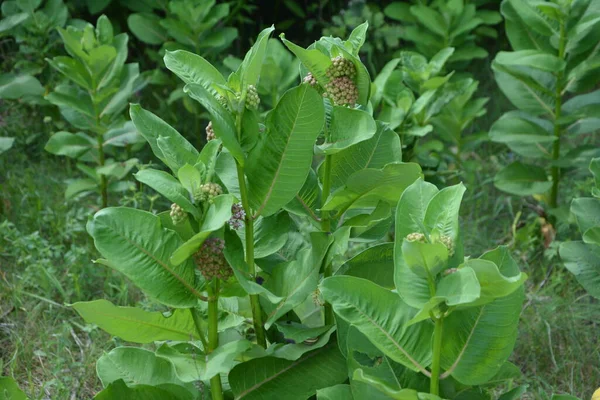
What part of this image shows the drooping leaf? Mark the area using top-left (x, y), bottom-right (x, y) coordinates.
top-left (559, 241), bottom-right (600, 299)
top-left (72, 299), bottom-right (200, 343)
top-left (229, 341), bottom-right (347, 400)
top-left (320, 276), bottom-right (433, 374)
top-left (87, 207), bottom-right (200, 308)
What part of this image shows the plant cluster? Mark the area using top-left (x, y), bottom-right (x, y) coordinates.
top-left (490, 0), bottom-right (600, 209)
top-left (39, 24), bottom-right (536, 400)
top-left (42, 15), bottom-right (146, 208)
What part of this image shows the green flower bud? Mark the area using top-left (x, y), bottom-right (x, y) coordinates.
top-left (245, 85), bottom-right (260, 110)
top-left (195, 182), bottom-right (223, 204)
top-left (406, 232), bottom-right (426, 243)
top-left (327, 56), bottom-right (356, 79)
top-left (170, 203), bottom-right (188, 225)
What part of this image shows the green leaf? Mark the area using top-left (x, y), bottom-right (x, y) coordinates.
top-left (281, 35), bottom-right (332, 86)
top-left (424, 183), bottom-right (466, 240)
top-left (156, 340), bottom-right (253, 382)
top-left (87, 208), bottom-right (200, 308)
top-left (489, 111), bottom-right (554, 159)
top-left (129, 104), bottom-right (199, 174)
top-left (72, 299), bottom-right (200, 343)
top-left (317, 384), bottom-right (353, 400)
top-left (134, 169), bottom-right (200, 219)
top-left (325, 121), bottom-right (402, 192)
top-left (320, 276), bottom-right (433, 374)
top-left (100, 63), bottom-right (140, 118)
top-left (127, 13), bottom-right (167, 45)
top-left (170, 194), bottom-right (235, 266)
top-left (184, 84), bottom-right (244, 165)
top-left (164, 50), bottom-right (226, 92)
top-left (317, 107), bottom-right (377, 155)
top-left (322, 163), bottom-right (422, 212)
top-left (0, 377), bottom-right (28, 400)
top-left (494, 50), bottom-right (566, 72)
top-left (0, 13), bottom-right (29, 34)
top-left (0, 74), bottom-right (44, 99)
top-left (336, 243), bottom-right (395, 289)
top-left (0, 137), bottom-right (15, 154)
top-left (94, 380), bottom-right (184, 400)
top-left (65, 178), bottom-right (97, 199)
top-left (229, 342), bottom-right (347, 400)
top-left (246, 84), bottom-right (325, 217)
top-left (345, 21), bottom-right (369, 56)
top-left (96, 347), bottom-right (197, 396)
top-left (395, 178), bottom-right (439, 241)
top-left (402, 240), bottom-right (448, 278)
top-left (440, 246), bottom-right (525, 385)
top-left (494, 162), bottom-right (552, 196)
top-left (352, 369), bottom-right (429, 400)
top-left (45, 131), bottom-right (94, 158)
top-left (559, 241), bottom-right (600, 299)
top-left (177, 164), bottom-right (202, 198)
top-left (262, 232), bottom-right (331, 327)
top-left (239, 26), bottom-right (275, 88)
top-left (505, 0), bottom-right (556, 36)
top-left (461, 259), bottom-right (527, 306)
top-left (47, 56), bottom-right (93, 90)
top-left (571, 197), bottom-right (600, 236)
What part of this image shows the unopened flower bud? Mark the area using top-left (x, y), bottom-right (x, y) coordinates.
top-left (303, 72), bottom-right (318, 87)
top-left (170, 203), bottom-right (187, 225)
top-left (438, 235), bottom-right (455, 257)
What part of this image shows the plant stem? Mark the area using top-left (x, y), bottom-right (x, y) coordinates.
top-left (235, 161), bottom-right (267, 348)
top-left (207, 280), bottom-right (224, 400)
top-left (97, 133), bottom-right (108, 209)
top-left (550, 21), bottom-right (567, 209)
top-left (430, 316), bottom-right (444, 396)
top-left (190, 308), bottom-right (208, 350)
top-left (321, 154), bottom-right (333, 325)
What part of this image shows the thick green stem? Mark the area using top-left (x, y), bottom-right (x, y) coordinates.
top-left (321, 154), bottom-right (333, 325)
top-left (207, 280), bottom-right (224, 400)
top-left (550, 22), bottom-right (567, 209)
top-left (430, 316), bottom-right (444, 396)
top-left (235, 160), bottom-right (267, 347)
top-left (97, 133), bottom-right (108, 209)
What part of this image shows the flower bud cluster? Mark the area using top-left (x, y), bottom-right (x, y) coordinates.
top-left (194, 238), bottom-right (232, 281)
top-left (205, 121), bottom-right (215, 141)
top-left (170, 203), bottom-right (187, 225)
top-left (406, 232), bottom-right (426, 243)
top-left (228, 202), bottom-right (245, 230)
top-left (245, 85), bottom-right (260, 110)
top-left (324, 76), bottom-right (358, 107)
top-left (303, 72), bottom-right (318, 87)
top-left (437, 235), bottom-right (455, 257)
top-left (195, 182), bottom-right (223, 204)
top-left (327, 56), bottom-right (356, 79)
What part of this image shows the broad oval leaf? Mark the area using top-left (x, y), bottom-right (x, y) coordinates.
top-left (87, 207), bottom-right (200, 308)
top-left (559, 241), bottom-right (600, 299)
top-left (246, 84), bottom-right (325, 217)
top-left (320, 275), bottom-right (433, 374)
top-left (494, 162), bottom-right (552, 196)
top-left (229, 341), bottom-right (347, 400)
